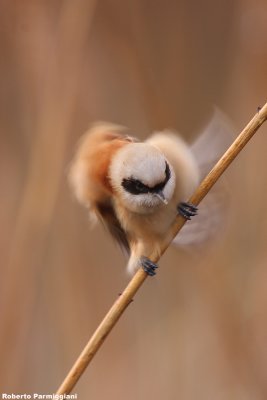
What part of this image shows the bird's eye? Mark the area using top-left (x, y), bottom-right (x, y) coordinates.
top-left (122, 178), bottom-right (149, 195)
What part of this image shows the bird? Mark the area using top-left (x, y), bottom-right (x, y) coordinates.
top-left (69, 110), bottom-right (232, 276)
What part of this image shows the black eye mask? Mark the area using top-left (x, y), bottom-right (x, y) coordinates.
top-left (122, 162), bottom-right (171, 195)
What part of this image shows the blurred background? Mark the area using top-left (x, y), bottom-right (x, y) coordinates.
top-left (1, 1), bottom-right (267, 399)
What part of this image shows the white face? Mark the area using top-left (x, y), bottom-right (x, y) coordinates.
top-left (109, 143), bottom-right (176, 214)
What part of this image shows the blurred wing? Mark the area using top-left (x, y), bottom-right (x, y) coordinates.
top-left (190, 107), bottom-right (235, 178)
top-left (173, 107), bottom-right (235, 247)
top-left (173, 185), bottom-right (229, 247)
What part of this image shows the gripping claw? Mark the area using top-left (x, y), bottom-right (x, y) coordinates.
top-left (140, 257), bottom-right (158, 277)
top-left (177, 202), bottom-right (198, 220)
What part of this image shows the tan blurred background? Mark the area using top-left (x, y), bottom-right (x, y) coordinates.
top-left (1, 1), bottom-right (267, 399)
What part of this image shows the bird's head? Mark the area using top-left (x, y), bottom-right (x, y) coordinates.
top-left (109, 143), bottom-right (176, 213)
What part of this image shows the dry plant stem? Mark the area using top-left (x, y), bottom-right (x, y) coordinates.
top-left (56, 104), bottom-right (267, 395)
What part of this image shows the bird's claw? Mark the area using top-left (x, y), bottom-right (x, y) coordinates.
top-left (177, 202), bottom-right (198, 220)
top-left (140, 257), bottom-right (158, 276)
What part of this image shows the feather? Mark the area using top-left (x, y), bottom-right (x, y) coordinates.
top-left (69, 122), bottom-right (136, 253)
top-left (69, 122), bottom-right (136, 207)
top-left (96, 200), bottom-right (130, 254)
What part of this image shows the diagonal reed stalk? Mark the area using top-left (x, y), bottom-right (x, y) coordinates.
top-left (56, 103), bottom-right (267, 395)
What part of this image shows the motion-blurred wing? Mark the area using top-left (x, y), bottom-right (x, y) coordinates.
top-left (173, 108), bottom-right (235, 247)
top-left (190, 107), bottom-right (235, 178)
top-left (173, 185), bottom-right (229, 247)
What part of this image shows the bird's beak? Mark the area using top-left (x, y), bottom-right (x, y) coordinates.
top-left (155, 191), bottom-right (168, 205)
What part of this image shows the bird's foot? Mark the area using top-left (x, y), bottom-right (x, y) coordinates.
top-left (177, 202), bottom-right (198, 220)
top-left (140, 257), bottom-right (158, 277)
